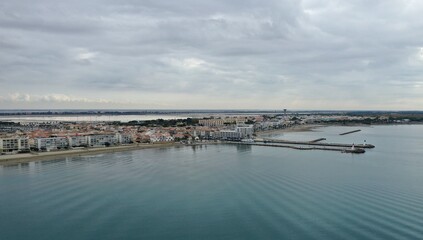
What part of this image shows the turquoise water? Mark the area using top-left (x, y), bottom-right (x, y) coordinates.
top-left (1, 125), bottom-right (423, 240)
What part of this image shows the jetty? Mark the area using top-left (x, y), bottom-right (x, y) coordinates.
top-left (228, 142), bottom-right (366, 154)
top-left (238, 137), bottom-right (375, 154)
top-left (339, 129), bottom-right (361, 135)
top-left (259, 138), bottom-right (375, 149)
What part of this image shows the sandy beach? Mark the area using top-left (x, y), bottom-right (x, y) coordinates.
top-left (0, 143), bottom-right (182, 165)
top-left (256, 124), bottom-right (323, 137)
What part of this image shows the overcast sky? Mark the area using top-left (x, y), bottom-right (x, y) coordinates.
top-left (0, 0), bottom-right (422, 110)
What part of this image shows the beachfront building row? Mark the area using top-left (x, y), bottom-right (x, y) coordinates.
top-left (198, 117), bottom-right (247, 127)
top-left (34, 133), bottom-right (133, 151)
top-left (189, 125), bottom-right (254, 141)
top-left (1, 124), bottom-right (254, 153)
top-left (0, 137), bottom-right (30, 153)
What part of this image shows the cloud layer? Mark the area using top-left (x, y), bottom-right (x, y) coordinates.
top-left (1, 0), bottom-right (422, 110)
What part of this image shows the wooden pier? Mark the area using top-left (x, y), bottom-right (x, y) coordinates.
top-left (339, 129), bottom-right (361, 135)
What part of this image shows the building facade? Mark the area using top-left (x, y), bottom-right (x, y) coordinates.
top-left (87, 134), bottom-right (119, 147)
top-left (0, 138), bottom-right (30, 153)
top-left (235, 125), bottom-right (254, 139)
top-left (68, 136), bottom-right (89, 147)
top-left (217, 130), bottom-right (242, 140)
top-left (35, 137), bottom-right (69, 151)
top-left (198, 119), bottom-right (225, 127)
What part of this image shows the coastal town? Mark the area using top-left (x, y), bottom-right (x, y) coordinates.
top-left (0, 112), bottom-right (416, 158)
top-left (1, 111), bottom-right (420, 158)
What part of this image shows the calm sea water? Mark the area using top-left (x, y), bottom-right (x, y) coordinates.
top-left (1, 125), bottom-right (423, 240)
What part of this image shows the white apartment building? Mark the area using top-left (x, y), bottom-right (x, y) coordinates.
top-left (88, 134), bottom-right (119, 146)
top-left (217, 130), bottom-right (242, 140)
top-left (235, 125), bottom-right (254, 138)
top-left (216, 125), bottom-right (254, 140)
top-left (35, 137), bottom-right (69, 151)
top-left (32, 133), bottom-right (131, 150)
top-left (68, 136), bottom-right (89, 147)
top-left (118, 134), bottom-right (133, 144)
top-left (0, 137), bottom-right (29, 153)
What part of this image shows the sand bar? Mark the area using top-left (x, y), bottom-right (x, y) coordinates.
top-left (256, 124), bottom-right (323, 137)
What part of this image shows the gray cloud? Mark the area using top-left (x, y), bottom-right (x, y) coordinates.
top-left (0, 0), bottom-right (422, 110)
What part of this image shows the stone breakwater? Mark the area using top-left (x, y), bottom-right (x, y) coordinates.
top-left (259, 138), bottom-right (375, 149)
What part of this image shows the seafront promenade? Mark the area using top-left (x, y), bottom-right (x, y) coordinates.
top-left (0, 143), bottom-right (178, 164)
top-left (0, 142), bottom-right (223, 165)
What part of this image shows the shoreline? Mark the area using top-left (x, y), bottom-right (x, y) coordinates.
top-left (2, 123), bottom-right (421, 165)
top-left (0, 143), bottom-right (216, 166)
top-left (256, 124), bottom-right (323, 137)
top-left (0, 143), bottom-right (177, 165)
top-left (256, 122), bottom-right (423, 137)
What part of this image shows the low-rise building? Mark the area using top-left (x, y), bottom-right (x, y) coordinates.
top-left (35, 137), bottom-right (69, 151)
top-left (150, 134), bottom-right (174, 143)
top-left (215, 125), bottom-right (253, 140)
top-left (217, 130), bottom-right (242, 140)
top-left (68, 136), bottom-right (89, 147)
top-left (0, 137), bottom-right (29, 153)
top-left (118, 133), bottom-right (133, 144)
top-left (88, 134), bottom-right (119, 147)
top-left (236, 125), bottom-right (254, 138)
top-left (199, 119), bottom-right (225, 127)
